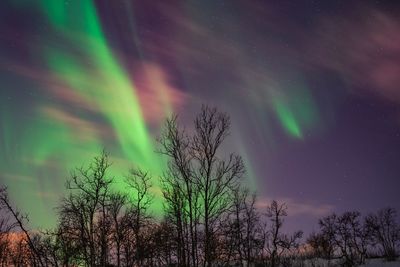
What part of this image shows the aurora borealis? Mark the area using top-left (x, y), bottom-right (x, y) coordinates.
top-left (1, 1), bottom-right (400, 232)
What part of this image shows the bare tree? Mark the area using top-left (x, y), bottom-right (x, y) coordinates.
top-left (108, 192), bottom-right (127, 267)
top-left (220, 188), bottom-right (247, 265)
top-left (43, 225), bottom-right (80, 267)
top-left (307, 231), bottom-right (335, 261)
top-left (58, 150), bottom-right (113, 266)
top-left (125, 167), bottom-right (154, 266)
top-left (159, 114), bottom-right (200, 267)
top-left (0, 206), bottom-right (15, 266)
top-left (160, 170), bottom-right (189, 266)
top-left (0, 194), bottom-right (19, 266)
top-left (191, 106), bottom-right (245, 267)
top-left (264, 200), bottom-right (303, 267)
top-left (220, 188), bottom-right (263, 266)
top-left (0, 186), bottom-right (45, 266)
top-left (318, 211), bottom-right (368, 266)
top-left (242, 191), bottom-right (264, 265)
top-left (120, 210), bottom-right (136, 267)
top-left (365, 207), bottom-right (400, 261)
top-left (333, 212), bottom-right (368, 266)
top-left (151, 219), bottom-right (176, 266)
top-left (159, 105), bottom-right (245, 267)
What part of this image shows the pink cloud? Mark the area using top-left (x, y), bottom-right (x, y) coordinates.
top-left (311, 9), bottom-right (400, 103)
top-left (4, 63), bottom-right (98, 112)
top-left (5, 60), bottom-right (188, 128)
top-left (132, 62), bottom-right (188, 123)
top-left (256, 197), bottom-right (334, 217)
top-left (40, 106), bottom-right (115, 142)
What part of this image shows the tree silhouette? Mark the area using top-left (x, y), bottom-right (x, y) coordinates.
top-left (0, 106), bottom-right (399, 267)
top-left (317, 211), bottom-right (369, 266)
top-left (159, 105), bottom-right (244, 267)
top-left (264, 200), bottom-right (303, 267)
top-left (365, 207), bottom-right (400, 261)
top-left (0, 186), bottom-right (44, 266)
top-left (58, 150), bottom-right (113, 266)
top-left (125, 167), bottom-right (154, 266)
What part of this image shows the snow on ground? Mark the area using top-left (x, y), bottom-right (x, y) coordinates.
top-left (362, 259), bottom-right (400, 267)
top-left (297, 258), bottom-right (400, 267)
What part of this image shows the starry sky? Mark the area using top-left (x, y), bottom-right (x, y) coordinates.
top-left (1, 0), bottom-right (400, 233)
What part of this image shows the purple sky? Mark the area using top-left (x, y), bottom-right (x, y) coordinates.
top-left (1, 1), bottom-right (400, 233)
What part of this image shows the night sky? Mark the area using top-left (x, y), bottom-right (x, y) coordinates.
top-left (1, 0), bottom-right (400, 234)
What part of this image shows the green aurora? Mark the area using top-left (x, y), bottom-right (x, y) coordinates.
top-left (0, 0), bottom-right (320, 228)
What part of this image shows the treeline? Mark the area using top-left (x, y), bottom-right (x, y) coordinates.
top-left (309, 207), bottom-right (400, 266)
top-left (0, 106), bottom-right (399, 267)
